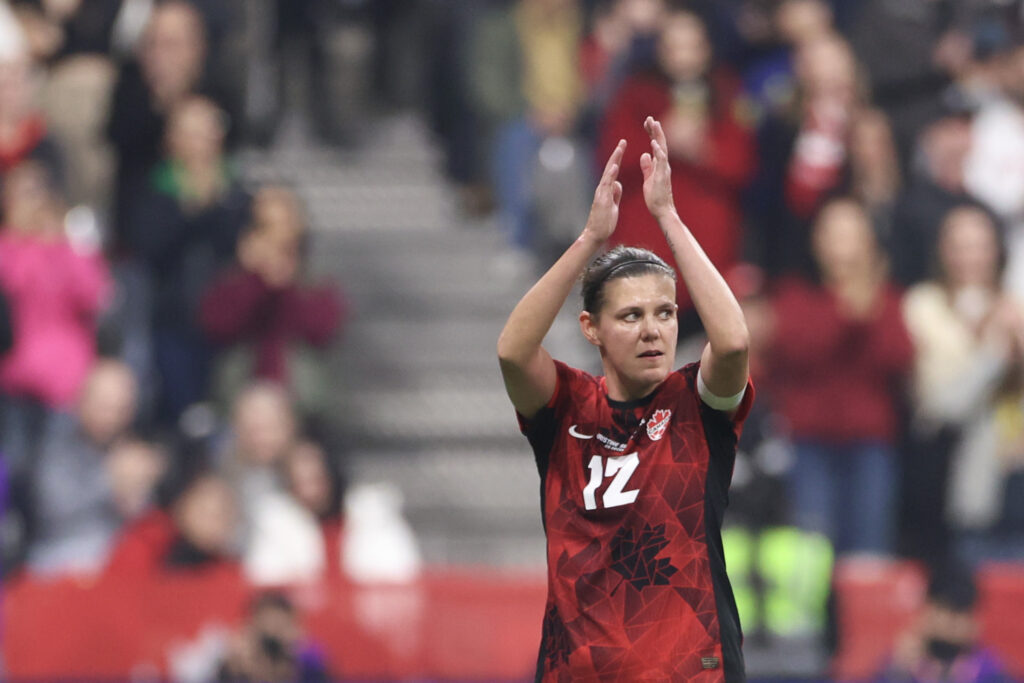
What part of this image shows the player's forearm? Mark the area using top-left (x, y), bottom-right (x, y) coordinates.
top-left (657, 208), bottom-right (749, 356)
top-left (497, 233), bottom-right (604, 366)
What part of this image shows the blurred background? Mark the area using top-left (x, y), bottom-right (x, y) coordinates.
top-left (0, 0), bottom-right (1023, 680)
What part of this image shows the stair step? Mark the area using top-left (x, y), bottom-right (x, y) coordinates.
top-left (238, 111), bottom-right (576, 566)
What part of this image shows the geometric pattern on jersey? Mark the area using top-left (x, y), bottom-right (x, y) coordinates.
top-left (519, 361), bottom-right (754, 682)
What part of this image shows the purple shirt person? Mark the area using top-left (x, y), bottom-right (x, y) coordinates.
top-left (879, 564), bottom-right (1012, 683)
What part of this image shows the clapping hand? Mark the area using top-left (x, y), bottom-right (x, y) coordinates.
top-left (582, 139), bottom-right (626, 244)
top-left (641, 116), bottom-right (676, 221)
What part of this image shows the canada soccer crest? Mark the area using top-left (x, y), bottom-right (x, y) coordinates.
top-left (646, 409), bottom-right (672, 441)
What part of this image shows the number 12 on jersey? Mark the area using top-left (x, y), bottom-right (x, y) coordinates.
top-left (583, 452), bottom-right (640, 511)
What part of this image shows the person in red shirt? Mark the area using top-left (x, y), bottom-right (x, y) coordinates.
top-left (200, 186), bottom-right (345, 419)
top-left (498, 117), bottom-right (752, 681)
top-left (105, 471), bottom-right (241, 578)
top-left (768, 196), bottom-right (913, 555)
top-left (599, 6), bottom-right (755, 324)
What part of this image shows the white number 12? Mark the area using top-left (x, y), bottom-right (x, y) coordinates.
top-left (582, 452), bottom-right (640, 511)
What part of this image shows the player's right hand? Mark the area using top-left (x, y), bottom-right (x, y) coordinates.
top-left (582, 139), bottom-right (626, 244)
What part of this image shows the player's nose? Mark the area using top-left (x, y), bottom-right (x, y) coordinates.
top-left (639, 315), bottom-right (659, 340)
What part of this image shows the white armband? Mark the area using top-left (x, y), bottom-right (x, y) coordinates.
top-left (697, 371), bottom-right (747, 411)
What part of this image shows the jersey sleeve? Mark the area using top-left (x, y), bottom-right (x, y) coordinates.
top-left (516, 361), bottom-right (591, 479)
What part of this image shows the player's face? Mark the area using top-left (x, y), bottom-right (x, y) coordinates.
top-left (582, 273), bottom-right (678, 398)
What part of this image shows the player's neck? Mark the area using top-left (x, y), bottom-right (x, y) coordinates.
top-left (604, 371), bottom-right (661, 403)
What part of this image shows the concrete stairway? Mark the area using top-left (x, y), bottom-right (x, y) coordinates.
top-left (241, 112), bottom-right (594, 568)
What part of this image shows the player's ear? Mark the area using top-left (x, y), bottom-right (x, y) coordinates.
top-left (579, 310), bottom-right (601, 347)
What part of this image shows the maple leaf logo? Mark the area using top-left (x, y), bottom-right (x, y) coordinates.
top-left (609, 523), bottom-right (678, 591)
top-left (646, 409), bottom-right (671, 441)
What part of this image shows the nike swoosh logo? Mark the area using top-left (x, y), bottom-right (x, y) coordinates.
top-left (568, 425), bottom-right (594, 439)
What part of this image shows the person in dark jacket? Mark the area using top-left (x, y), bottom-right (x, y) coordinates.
top-left (106, 0), bottom-right (237, 253)
top-left (129, 95), bottom-right (250, 426)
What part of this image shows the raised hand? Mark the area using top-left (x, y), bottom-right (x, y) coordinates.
top-left (640, 116), bottom-right (676, 221)
top-left (582, 139), bottom-right (626, 244)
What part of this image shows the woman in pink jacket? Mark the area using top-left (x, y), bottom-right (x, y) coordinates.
top-left (0, 161), bottom-right (111, 477)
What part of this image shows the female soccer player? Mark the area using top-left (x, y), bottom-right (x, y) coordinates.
top-left (498, 117), bottom-right (753, 682)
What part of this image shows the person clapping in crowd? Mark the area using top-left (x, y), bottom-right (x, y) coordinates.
top-left (600, 5), bottom-right (755, 327)
top-left (200, 186), bottom-right (344, 420)
top-left (0, 161), bottom-right (110, 479)
top-left (106, 0), bottom-right (232, 251)
top-left (129, 94), bottom-right (249, 426)
top-left (768, 197), bottom-right (913, 557)
top-left (903, 205), bottom-right (1024, 563)
top-left (750, 31), bottom-right (864, 276)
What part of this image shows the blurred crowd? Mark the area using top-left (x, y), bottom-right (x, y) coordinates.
top-left (0, 0), bottom-right (433, 676)
top-left (0, 0), bottom-right (441, 601)
top-left (0, 0), bottom-right (1023, 678)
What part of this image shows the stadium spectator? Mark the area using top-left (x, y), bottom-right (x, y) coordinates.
top-left (578, 0), bottom-right (665, 138)
top-left (12, 0), bottom-right (124, 209)
top-left (6, 0), bottom-right (123, 63)
top-left (212, 381), bottom-right (327, 585)
top-left (879, 563), bottom-right (1010, 682)
top-left (742, 0), bottom-right (834, 121)
top-left (106, 0), bottom-right (225, 252)
top-left (748, 31), bottom-right (864, 276)
top-left (0, 39), bottom-right (64, 186)
top-left (724, 263), bottom-right (788, 528)
top-left (200, 186), bottom-right (344, 420)
top-left (964, 42), bottom-right (1024, 297)
top-left (891, 111), bottom-right (976, 286)
top-left (165, 471), bottom-right (240, 571)
top-left (469, 0), bottom-right (591, 268)
top-left (903, 206), bottom-right (1024, 563)
top-left (0, 160), bottom-right (111, 477)
top-left (218, 381), bottom-right (296, 510)
top-left (26, 359), bottom-right (138, 575)
top-left (847, 107), bottom-right (903, 243)
top-left (253, 0), bottom-right (372, 147)
top-left (600, 5), bottom-right (755, 326)
top-left (215, 383), bottom-right (325, 586)
top-left (847, 0), bottom-right (966, 169)
top-left (217, 591), bottom-right (332, 682)
top-left (420, 0), bottom-right (490, 215)
top-left (281, 437), bottom-right (346, 578)
top-left (106, 470), bottom-right (241, 576)
top-left (768, 197), bottom-right (913, 556)
top-left (129, 95), bottom-right (250, 426)
top-left (105, 435), bottom-right (166, 525)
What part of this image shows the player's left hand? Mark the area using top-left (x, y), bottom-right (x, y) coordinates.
top-left (641, 116), bottom-right (676, 221)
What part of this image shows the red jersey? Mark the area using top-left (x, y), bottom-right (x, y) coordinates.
top-left (518, 361), bottom-right (753, 682)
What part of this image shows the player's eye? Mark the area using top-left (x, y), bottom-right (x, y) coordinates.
top-left (621, 311), bottom-right (640, 322)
